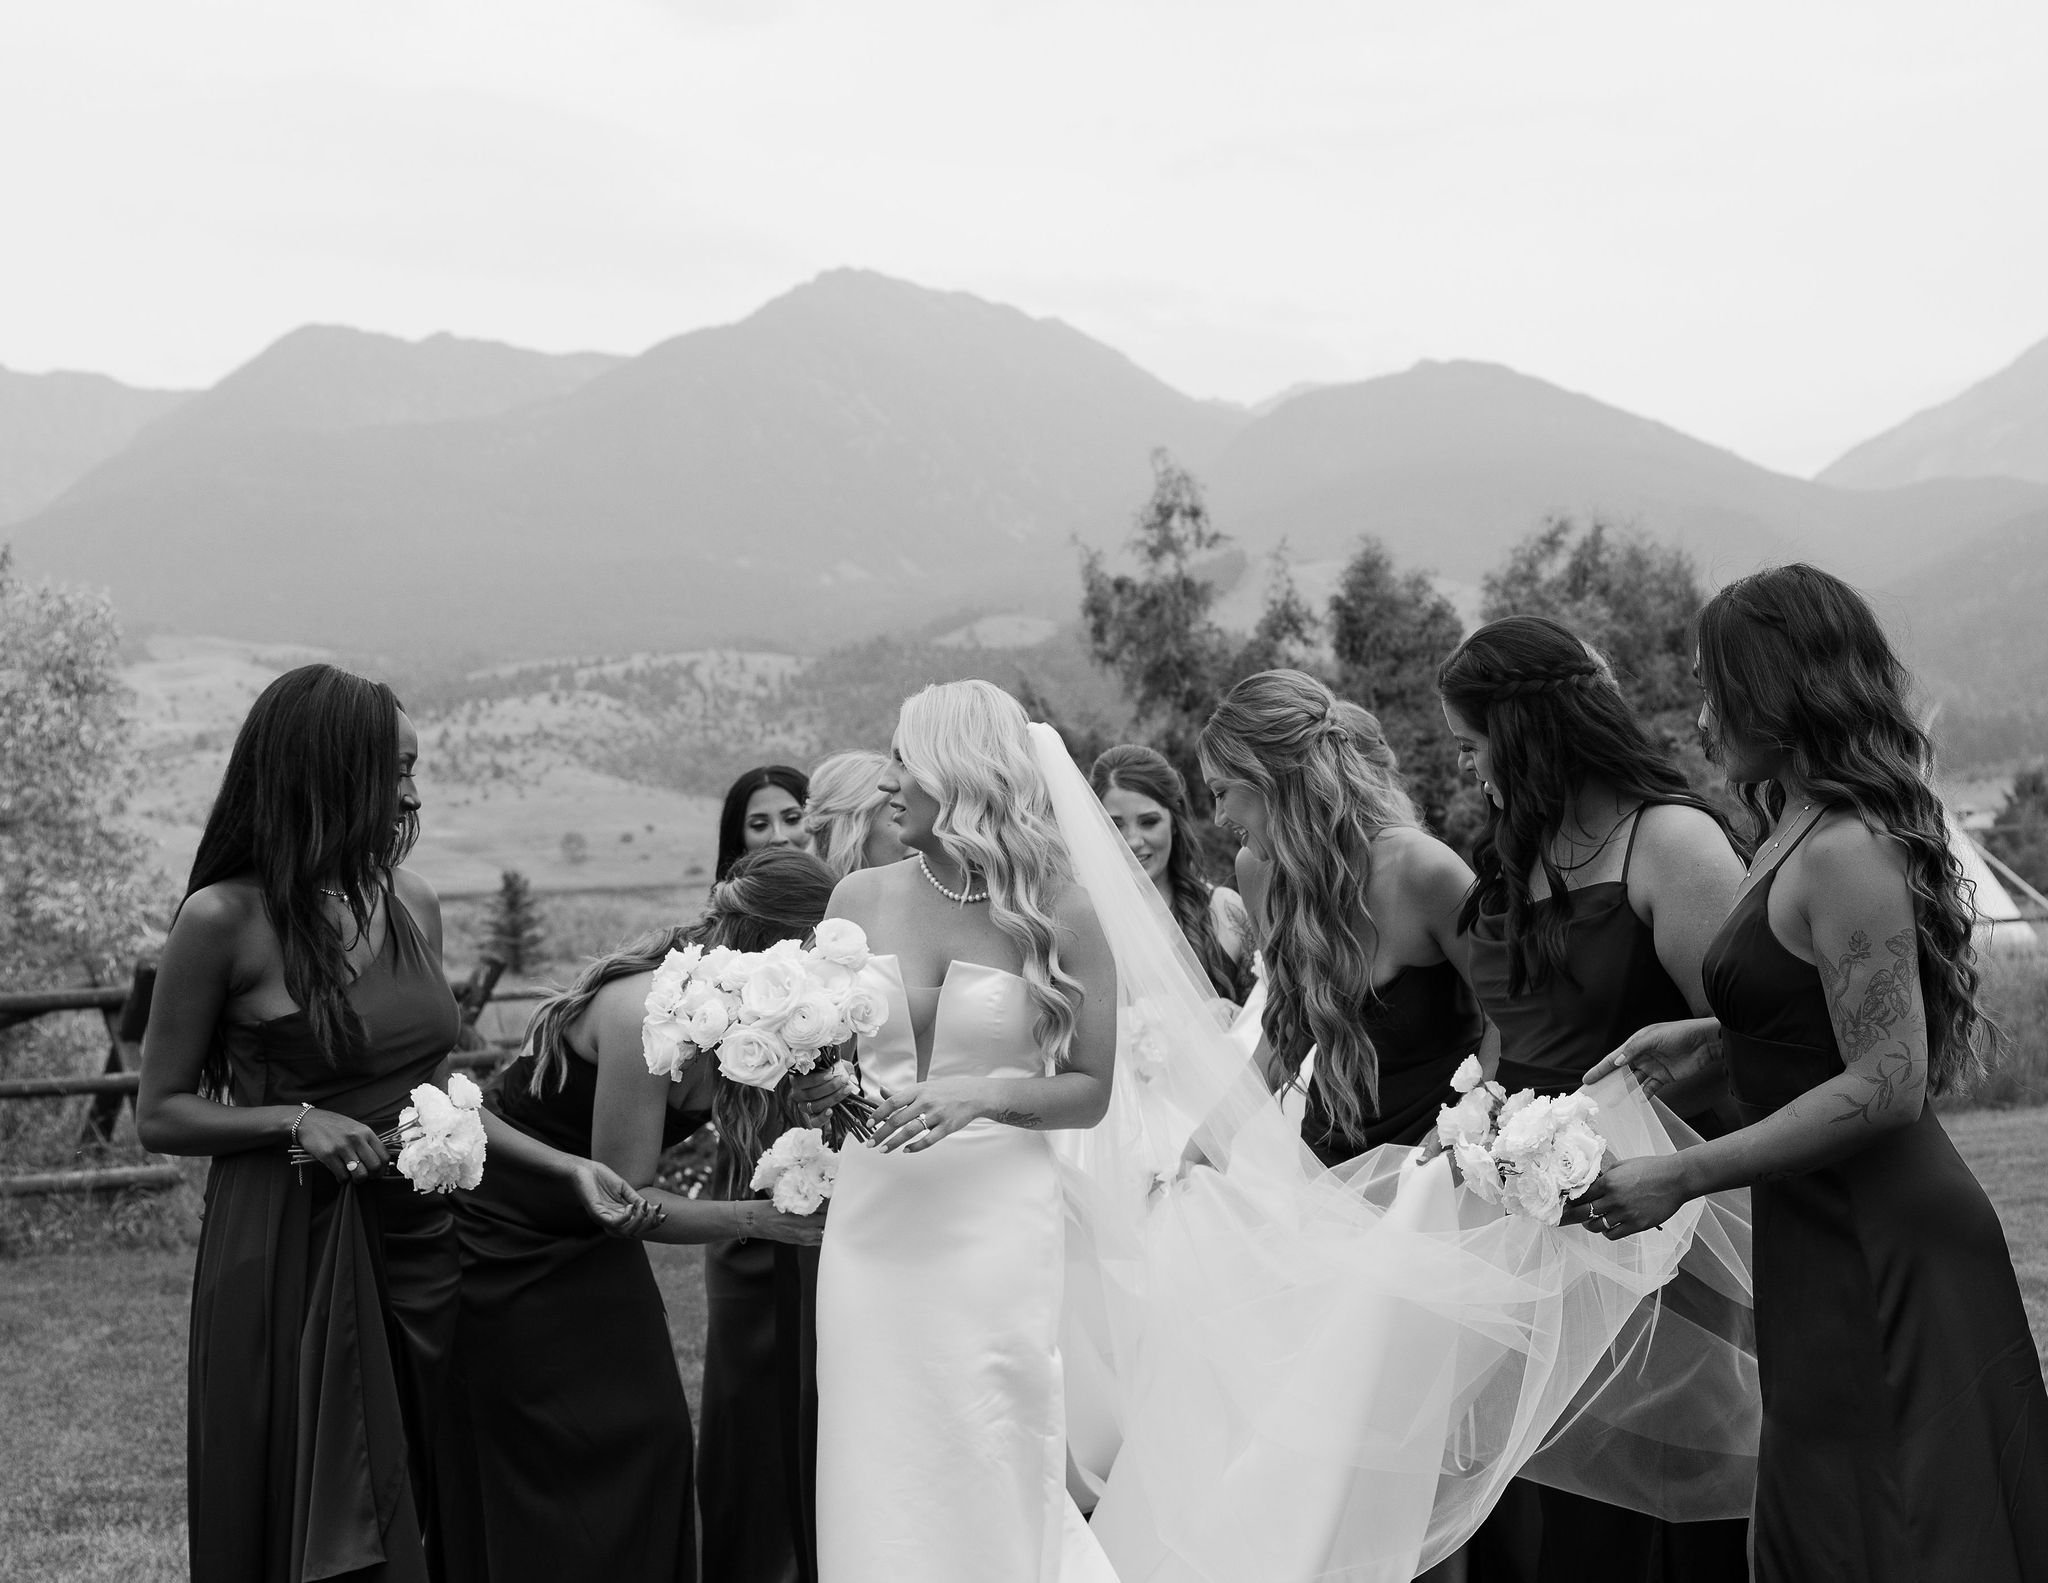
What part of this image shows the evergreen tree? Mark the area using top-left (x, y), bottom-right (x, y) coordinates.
top-left (486, 869), bottom-right (547, 975)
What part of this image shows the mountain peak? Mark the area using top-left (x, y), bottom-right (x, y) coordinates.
top-left (1821, 333), bottom-right (2048, 489)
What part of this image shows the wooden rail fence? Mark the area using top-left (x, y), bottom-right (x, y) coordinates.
top-left (1, 958), bottom-right (543, 1198)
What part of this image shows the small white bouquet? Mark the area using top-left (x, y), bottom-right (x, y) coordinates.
top-left (1434, 1056), bottom-right (1607, 1226)
top-left (749, 1126), bottom-right (840, 1215)
top-left (641, 918), bottom-right (883, 1144)
top-left (287, 1071), bottom-right (489, 1193)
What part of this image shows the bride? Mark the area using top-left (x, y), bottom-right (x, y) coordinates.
top-left (811, 679), bottom-right (1120, 1583)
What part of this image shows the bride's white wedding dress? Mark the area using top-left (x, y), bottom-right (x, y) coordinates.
top-left (815, 953), bottom-right (1117, 1583)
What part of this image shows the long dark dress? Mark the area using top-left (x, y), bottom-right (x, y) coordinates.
top-left (1465, 808), bottom-right (1749, 1583)
top-left (1704, 828), bottom-right (2048, 1582)
top-left (699, 1225), bottom-right (808, 1583)
top-left (186, 894), bottom-right (462, 1583)
top-left (1300, 958), bottom-right (1485, 1164)
top-left (449, 1050), bottom-right (708, 1583)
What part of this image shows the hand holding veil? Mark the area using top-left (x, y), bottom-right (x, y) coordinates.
top-left (1027, 723), bottom-right (1759, 1583)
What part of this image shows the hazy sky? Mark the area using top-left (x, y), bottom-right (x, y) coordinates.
top-left (4, 0), bottom-right (2043, 475)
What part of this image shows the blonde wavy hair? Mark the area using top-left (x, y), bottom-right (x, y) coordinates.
top-left (1199, 669), bottom-right (1417, 1139)
top-left (894, 680), bottom-right (1081, 1071)
top-left (803, 750), bottom-right (894, 880)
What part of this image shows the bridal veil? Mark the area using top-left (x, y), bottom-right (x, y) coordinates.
top-left (1026, 723), bottom-right (1759, 1582)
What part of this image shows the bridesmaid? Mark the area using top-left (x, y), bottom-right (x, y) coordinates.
top-left (1580, 564), bottom-right (2048, 1582)
top-left (1436, 615), bottom-right (1749, 1583)
top-left (451, 847), bottom-right (830, 1583)
top-left (1196, 670), bottom-right (1487, 1162)
top-left (1090, 743), bottom-right (1254, 1003)
top-left (137, 664), bottom-right (636, 1583)
top-left (804, 750), bottom-right (910, 879)
top-left (701, 763), bottom-right (816, 1583)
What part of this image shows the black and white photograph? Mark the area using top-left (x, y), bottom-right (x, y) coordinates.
top-left (3, 3), bottom-right (2045, 1580)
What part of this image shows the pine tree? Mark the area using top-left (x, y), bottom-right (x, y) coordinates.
top-left (486, 869), bottom-right (546, 975)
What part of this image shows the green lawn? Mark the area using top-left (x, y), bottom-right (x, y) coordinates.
top-left (4, 1113), bottom-right (2045, 1581)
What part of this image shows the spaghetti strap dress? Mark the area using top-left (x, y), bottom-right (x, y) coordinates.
top-left (447, 1050), bottom-right (710, 1583)
top-left (1703, 820), bottom-right (2048, 1582)
top-left (185, 891), bottom-right (463, 1583)
top-left (1298, 958), bottom-right (1485, 1165)
top-left (1464, 807), bottom-right (1749, 1583)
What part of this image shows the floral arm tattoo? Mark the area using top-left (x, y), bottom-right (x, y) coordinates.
top-left (1818, 928), bottom-right (1922, 1127)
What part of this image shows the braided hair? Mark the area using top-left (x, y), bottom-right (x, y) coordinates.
top-left (1438, 615), bottom-right (1739, 993)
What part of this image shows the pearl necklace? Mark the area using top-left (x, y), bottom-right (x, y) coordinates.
top-left (918, 854), bottom-right (989, 904)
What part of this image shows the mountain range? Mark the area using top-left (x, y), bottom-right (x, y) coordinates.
top-left (5, 270), bottom-right (2047, 731)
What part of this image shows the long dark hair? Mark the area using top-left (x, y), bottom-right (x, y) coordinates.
top-left (184, 664), bottom-right (417, 1093)
top-left (1198, 670), bottom-right (1417, 1140)
top-left (1439, 614), bottom-right (1738, 994)
top-left (715, 765), bottom-right (810, 880)
top-left (1697, 564), bottom-right (1984, 1092)
top-left (1090, 743), bottom-right (1251, 1002)
top-left (524, 846), bottom-right (837, 1194)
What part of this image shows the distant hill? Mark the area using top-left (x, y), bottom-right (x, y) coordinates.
top-left (11, 271), bottom-right (1243, 661)
top-left (1822, 337), bottom-right (2048, 489)
top-left (0, 366), bottom-right (189, 525)
top-left (1203, 359), bottom-right (2048, 586)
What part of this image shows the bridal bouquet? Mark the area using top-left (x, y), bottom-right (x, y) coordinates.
top-left (750, 1126), bottom-right (840, 1214)
top-left (287, 1072), bottom-right (489, 1193)
top-left (1434, 1057), bottom-right (1607, 1225)
top-left (641, 918), bottom-right (883, 1144)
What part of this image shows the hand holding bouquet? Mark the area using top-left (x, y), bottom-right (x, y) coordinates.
top-left (288, 1072), bottom-right (489, 1194)
top-left (641, 918), bottom-right (883, 1144)
top-left (1434, 1056), bottom-right (1608, 1226)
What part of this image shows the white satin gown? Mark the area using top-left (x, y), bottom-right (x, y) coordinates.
top-left (815, 955), bottom-right (1117, 1583)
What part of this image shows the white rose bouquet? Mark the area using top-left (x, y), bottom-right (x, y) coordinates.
top-left (1433, 1057), bottom-right (1609, 1227)
top-left (641, 918), bottom-right (883, 1145)
top-left (287, 1071), bottom-right (489, 1194)
top-left (749, 1125), bottom-right (840, 1215)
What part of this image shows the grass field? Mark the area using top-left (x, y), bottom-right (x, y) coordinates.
top-left (4, 1113), bottom-right (2045, 1581)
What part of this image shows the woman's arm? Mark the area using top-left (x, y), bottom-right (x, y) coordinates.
top-left (870, 891), bottom-right (1120, 1150)
top-left (585, 977), bottom-right (823, 1246)
top-left (1574, 820), bottom-right (1928, 1235)
top-left (137, 887), bottom-right (390, 1179)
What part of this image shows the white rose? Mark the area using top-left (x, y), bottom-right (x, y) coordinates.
top-left (408, 1081), bottom-right (456, 1134)
top-left (1451, 1055), bottom-right (1485, 1094)
top-left (642, 1017), bottom-right (696, 1080)
top-left (806, 957), bottom-right (855, 997)
top-left (646, 945), bottom-right (700, 1017)
top-left (681, 995), bottom-right (732, 1049)
top-left (717, 1025), bottom-right (796, 1090)
top-left (446, 1071), bottom-right (483, 1111)
top-left (1453, 1140), bottom-right (1504, 1205)
top-left (1436, 1087), bottom-right (1498, 1148)
top-left (706, 948), bottom-right (756, 992)
top-left (1493, 1094), bottom-right (1558, 1162)
top-left (780, 989), bottom-right (844, 1051)
top-left (1548, 1121), bottom-right (1606, 1197)
top-left (811, 918), bottom-right (871, 970)
top-left (1502, 1164), bottom-right (1565, 1226)
top-left (740, 954), bottom-right (808, 1028)
top-left (840, 983), bottom-right (888, 1039)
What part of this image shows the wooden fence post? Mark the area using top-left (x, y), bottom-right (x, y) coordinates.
top-left (80, 962), bottom-right (154, 1146)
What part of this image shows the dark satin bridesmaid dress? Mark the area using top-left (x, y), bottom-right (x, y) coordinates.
top-left (1298, 958), bottom-right (1486, 1164)
top-left (448, 1050), bottom-right (709, 1583)
top-left (1464, 807), bottom-right (1750, 1583)
top-left (185, 893), bottom-right (463, 1583)
top-left (1704, 819), bottom-right (2048, 1582)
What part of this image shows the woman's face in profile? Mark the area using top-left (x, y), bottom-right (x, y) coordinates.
top-left (1442, 702), bottom-right (1503, 810)
top-left (743, 784), bottom-right (810, 854)
top-left (877, 749), bottom-right (941, 849)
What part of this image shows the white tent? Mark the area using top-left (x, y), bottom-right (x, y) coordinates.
top-left (1946, 808), bottom-right (2044, 954)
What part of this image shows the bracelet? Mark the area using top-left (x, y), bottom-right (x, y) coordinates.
top-left (288, 1103), bottom-right (313, 1150)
